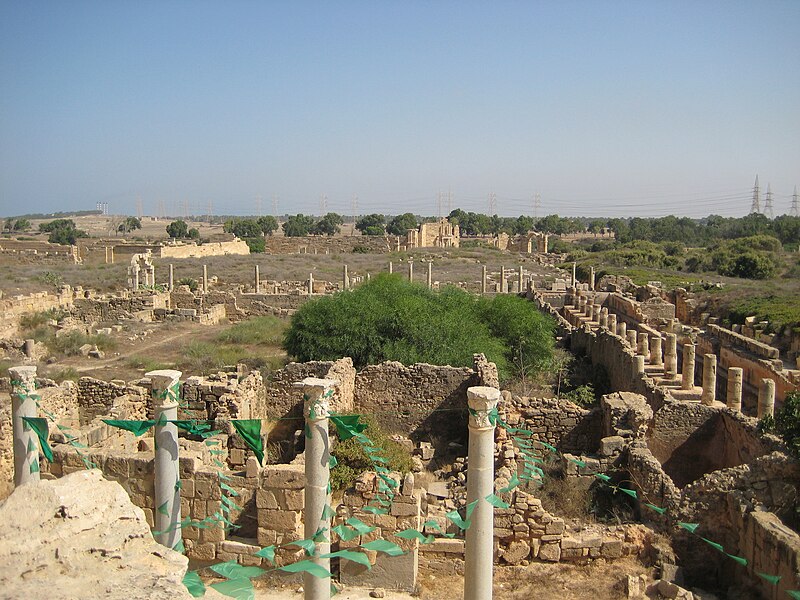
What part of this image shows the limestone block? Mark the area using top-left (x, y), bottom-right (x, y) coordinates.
top-left (262, 465), bottom-right (305, 489)
top-left (502, 540), bottom-right (530, 565)
top-left (599, 435), bottom-right (625, 456)
top-left (538, 542), bottom-right (561, 562)
top-left (257, 527), bottom-right (277, 547)
top-left (191, 542), bottom-right (217, 561)
top-left (280, 489), bottom-right (304, 511)
top-left (260, 509), bottom-right (301, 532)
top-left (601, 539), bottom-right (624, 558)
top-left (256, 490), bottom-right (279, 509)
top-left (544, 518), bottom-right (565, 535)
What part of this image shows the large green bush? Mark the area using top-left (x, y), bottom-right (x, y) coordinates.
top-left (283, 274), bottom-right (554, 380)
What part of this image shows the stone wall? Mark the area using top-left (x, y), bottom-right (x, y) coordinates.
top-left (0, 287), bottom-right (75, 338)
top-left (77, 377), bottom-right (148, 425)
top-left (503, 396), bottom-right (602, 455)
top-left (676, 452), bottom-right (800, 600)
top-left (160, 239), bottom-right (250, 259)
top-left (72, 292), bottom-right (171, 324)
top-left (353, 361), bottom-right (477, 441)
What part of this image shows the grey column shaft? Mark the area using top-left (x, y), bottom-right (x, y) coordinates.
top-left (255, 265), bottom-right (260, 293)
top-left (408, 262), bottom-right (413, 282)
top-left (757, 378), bottom-right (775, 419)
top-left (572, 262), bottom-right (576, 287)
top-left (701, 354), bottom-right (717, 405)
top-left (464, 386), bottom-right (501, 600)
top-left (202, 265), bottom-right (208, 293)
top-left (634, 355), bottom-right (645, 375)
top-left (343, 265), bottom-right (349, 290)
top-left (300, 378), bottom-right (335, 600)
top-left (589, 267), bottom-right (595, 291)
top-left (608, 314), bottom-right (617, 334)
top-left (428, 261), bottom-right (433, 289)
top-left (627, 330), bottom-right (638, 349)
top-left (148, 369), bottom-right (182, 549)
top-left (650, 336), bottom-right (663, 366)
top-left (664, 334), bottom-right (678, 378)
top-left (638, 333), bottom-right (649, 362)
top-left (682, 344), bottom-right (696, 390)
top-left (481, 265), bottom-right (487, 295)
top-left (518, 265), bottom-right (523, 292)
top-left (168, 264), bottom-right (174, 291)
top-left (617, 321), bottom-right (627, 339)
top-left (388, 261), bottom-right (393, 274)
top-left (308, 272), bottom-right (314, 295)
top-left (727, 367), bottom-right (743, 412)
top-left (500, 267), bottom-right (506, 293)
top-left (9, 366), bottom-right (39, 486)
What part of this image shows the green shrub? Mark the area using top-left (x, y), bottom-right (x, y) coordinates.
top-left (352, 245), bottom-right (371, 254)
top-left (19, 307), bottom-right (67, 331)
top-left (177, 277), bottom-right (198, 291)
top-left (330, 417), bottom-right (413, 491)
top-left (774, 391), bottom-right (800, 458)
top-left (245, 237), bottom-right (265, 253)
top-left (215, 316), bottom-right (286, 346)
top-left (283, 274), bottom-right (554, 380)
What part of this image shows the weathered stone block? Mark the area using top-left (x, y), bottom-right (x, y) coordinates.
top-left (260, 509), bottom-right (301, 532)
top-left (539, 542), bottom-right (561, 562)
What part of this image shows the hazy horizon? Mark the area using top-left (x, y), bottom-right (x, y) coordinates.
top-left (1, 2), bottom-right (798, 219)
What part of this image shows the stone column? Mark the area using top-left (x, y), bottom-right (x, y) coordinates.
top-left (650, 336), bottom-right (663, 367)
top-left (389, 261), bottom-right (393, 274)
top-left (500, 267), bottom-right (506, 293)
top-left (599, 308), bottom-right (608, 329)
top-left (133, 265), bottom-right (140, 291)
top-left (408, 261), bottom-right (413, 283)
top-left (664, 334), bottom-right (678, 379)
top-left (572, 262), bottom-right (577, 287)
top-left (105, 246), bottom-right (109, 264)
top-left (638, 333), bottom-right (649, 362)
top-left (618, 321), bottom-right (627, 339)
top-left (591, 304), bottom-right (600, 323)
top-left (147, 369), bottom-right (182, 549)
top-left (202, 265), bottom-right (208, 293)
top-left (726, 367), bottom-right (743, 412)
top-left (518, 265), bottom-right (523, 292)
top-left (757, 378), bottom-right (776, 419)
top-left (23, 339), bottom-right (34, 358)
top-left (343, 265), bottom-right (349, 290)
top-left (701, 354), bottom-right (717, 405)
top-left (627, 330), bottom-right (638, 349)
top-left (481, 265), bottom-right (487, 295)
top-left (634, 355), bottom-right (645, 375)
top-left (464, 386), bottom-right (501, 600)
top-left (9, 366), bottom-right (39, 486)
top-left (300, 378), bottom-right (335, 600)
top-left (254, 265), bottom-right (261, 294)
top-left (308, 273), bottom-right (314, 295)
top-left (589, 266), bottom-right (595, 291)
top-left (681, 344), bottom-right (696, 390)
top-left (608, 314), bottom-right (617, 334)
top-left (428, 261), bottom-right (433, 289)
top-left (168, 264), bottom-right (174, 291)
top-left (110, 247), bottom-right (114, 263)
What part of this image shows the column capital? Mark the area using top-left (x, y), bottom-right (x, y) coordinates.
top-left (146, 369), bottom-right (182, 408)
top-left (467, 386), bottom-right (501, 429)
top-left (9, 365), bottom-right (37, 387)
top-left (297, 377), bottom-right (337, 420)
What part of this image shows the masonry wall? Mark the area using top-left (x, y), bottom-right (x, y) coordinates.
top-left (353, 361), bottom-right (476, 441)
top-left (161, 239), bottom-right (250, 258)
top-left (0, 288), bottom-right (75, 338)
top-left (504, 396), bottom-right (602, 455)
top-left (77, 376), bottom-right (148, 425)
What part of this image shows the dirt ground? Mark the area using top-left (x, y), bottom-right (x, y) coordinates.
top-left (245, 558), bottom-right (654, 599)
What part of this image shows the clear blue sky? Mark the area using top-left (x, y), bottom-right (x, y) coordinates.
top-left (1, 1), bottom-right (798, 219)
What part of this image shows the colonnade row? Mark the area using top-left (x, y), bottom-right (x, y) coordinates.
top-left (563, 293), bottom-right (776, 419)
top-left (133, 262), bottom-right (537, 296)
top-left (7, 365), bottom-right (501, 600)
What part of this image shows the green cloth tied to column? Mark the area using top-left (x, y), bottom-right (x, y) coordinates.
top-left (330, 414), bottom-right (367, 440)
top-left (21, 417), bottom-right (53, 462)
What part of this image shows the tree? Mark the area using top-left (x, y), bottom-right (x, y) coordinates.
top-left (311, 212), bottom-right (344, 236)
top-left (39, 219), bottom-right (76, 233)
top-left (46, 221), bottom-right (87, 245)
top-left (117, 216), bottom-right (142, 234)
top-left (355, 214), bottom-right (385, 236)
top-left (282, 214), bottom-right (316, 237)
top-left (166, 220), bottom-right (189, 238)
top-left (188, 228), bottom-right (200, 240)
top-left (228, 219), bottom-right (262, 239)
top-left (587, 219), bottom-right (606, 236)
top-left (386, 213), bottom-right (418, 236)
top-left (774, 391), bottom-right (800, 458)
top-left (513, 215), bottom-right (535, 235)
top-left (245, 237), bottom-right (265, 253)
top-left (257, 215), bottom-right (279, 236)
top-left (283, 275), bottom-right (554, 380)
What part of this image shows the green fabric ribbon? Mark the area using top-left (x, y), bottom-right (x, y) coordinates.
top-left (329, 414), bottom-right (367, 441)
top-left (103, 419), bottom-right (156, 436)
top-left (231, 419), bottom-right (264, 465)
top-left (22, 417), bottom-right (53, 462)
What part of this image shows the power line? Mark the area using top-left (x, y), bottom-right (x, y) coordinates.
top-left (764, 183), bottom-right (774, 219)
top-left (791, 187), bottom-right (799, 217)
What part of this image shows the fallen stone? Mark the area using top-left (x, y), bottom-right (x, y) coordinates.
top-left (0, 469), bottom-right (198, 599)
